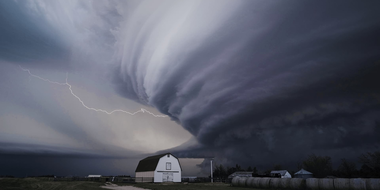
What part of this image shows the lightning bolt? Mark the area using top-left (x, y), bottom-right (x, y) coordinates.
top-left (20, 66), bottom-right (168, 118)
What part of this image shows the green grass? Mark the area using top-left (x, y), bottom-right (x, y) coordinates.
top-left (0, 178), bottom-right (267, 190)
top-left (0, 178), bottom-right (105, 190)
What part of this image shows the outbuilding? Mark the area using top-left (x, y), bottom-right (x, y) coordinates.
top-left (294, 169), bottom-right (313, 179)
top-left (88, 175), bottom-right (102, 178)
top-left (87, 175), bottom-right (102, 181)
top-left (135, 153), bottom-right (182, 183)
top-left (270, 170), bottom-right (292, 178)
top-left (228, 172), bottom-right (253, 179)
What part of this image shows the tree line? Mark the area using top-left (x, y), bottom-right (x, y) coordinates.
top-left (213, 151), bottom-right (380, 179)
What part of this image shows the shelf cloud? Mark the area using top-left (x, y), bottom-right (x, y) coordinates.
top-left (1, 0), bottom-right (380, 175)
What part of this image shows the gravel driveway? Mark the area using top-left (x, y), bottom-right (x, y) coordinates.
top-left (101, 182), bottom-right (148, 190)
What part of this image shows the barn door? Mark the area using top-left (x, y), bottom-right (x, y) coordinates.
top-left (162, 172), bottom-right (173, 182)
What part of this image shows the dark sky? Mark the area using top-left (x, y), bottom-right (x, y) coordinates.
top-left (1, 0), bottom-right (380, 177)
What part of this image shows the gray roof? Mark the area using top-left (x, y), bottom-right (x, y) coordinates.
top-left (270, 170), bottom-right (289, 176)
top-left (88, 175), bottom-right (102, 177)
top-left (135, 153), bottom-right (182, 172)
top-left (295, 169), bottom-right (312, 175)
top-left (228, 172), bottom-right (253, 178)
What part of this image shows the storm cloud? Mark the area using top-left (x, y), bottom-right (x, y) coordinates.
top-left (1, 0), bottom-right (380, 176)
top-left (112, 1), bottom-right (380, 167)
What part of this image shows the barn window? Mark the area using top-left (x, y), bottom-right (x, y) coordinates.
top-left (166, 162), bottom-right (171, 170)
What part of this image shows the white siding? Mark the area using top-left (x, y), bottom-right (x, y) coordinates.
top-left (282, 172), bottom-right (292, 178)
top-left (154, 154), bottom-right (181, 182)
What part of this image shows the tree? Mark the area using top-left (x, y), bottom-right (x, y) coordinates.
top-left (359, 151), bottom-right (380, 177)
top-left (359, 164), bottom-right (373, 178)
top-left (213, 164), bottom-right (227, 178)
top-left (253, 167), bottom-right (258, 174)
top-left (235, 164), bottom-right (242, 171)
top-left (335, 159), bottom-right (358, 178)
top-left (219, 164), bottom-right (228, 178)
top-left (302, 154), bottom-right (333, 178)
top-left (227, 166), bottom-right (237, 176)
top-left (213, 165), bottom-right (221, 178)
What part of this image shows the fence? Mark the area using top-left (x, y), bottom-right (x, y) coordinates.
top-left (181, 177), bottom-right (212, 183)
top-left (53, 177), bottom-right (135, 183)
top-left (134, 177), bottom-right (153, 183)
top-left (51, 176), bottom-right (232, 184)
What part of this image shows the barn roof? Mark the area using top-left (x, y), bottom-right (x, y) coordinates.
top-left (88, 175), bottom-right (102, 178)
top-left (270, 170), bottom-right (289, 176)
top-left (228, 171), bottom-right (253, 178)
top-left (295, 169), bottom-right (312, 175)
top-left (135, 153), bottom-right (181, 172)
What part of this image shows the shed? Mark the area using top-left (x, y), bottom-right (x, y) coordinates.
top-left (88, 175), bottom-right (102, 178)
top-left (270, 170), bottom-right (292, 178)
top-left (228, 172), bottom-right (253, 179)
top-left (87, 175), bottom-right (102, 181)
top-left (135, 153), bottom-right (182, 183)
top-left (294, 169), bottom-right (313, 179)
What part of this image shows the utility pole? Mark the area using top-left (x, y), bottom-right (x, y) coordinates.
top-left (210, 158), bottom-right (213, 183)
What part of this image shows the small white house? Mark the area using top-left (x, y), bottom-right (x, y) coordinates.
top-left (135, 153), bottom-right (182, 183)
top-left (270, 170), bottom-right (292, 178)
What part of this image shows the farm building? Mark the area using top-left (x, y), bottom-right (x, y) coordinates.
top-left (228, 172), bottom-right (253, 179)
top-left (135, 153), bottom-right (182, 183)
top-left (88, 175), bottom-right (102, 178)
top-left (294, 169), bottom-right (313, 179)
top-left (87, 175), bottom-right (102, 181)
top-left (270, 170), bottom-right (292, 178)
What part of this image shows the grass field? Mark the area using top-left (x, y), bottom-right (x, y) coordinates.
top-left (131, 182), bottom-right (254, 190)
top-left (0, 178), bottom-right (263, 190)
top-left (0, 178), bottom-right (105, 190)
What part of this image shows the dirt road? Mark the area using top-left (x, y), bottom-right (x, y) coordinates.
top-left (101, 182), bottom-right (148, 190)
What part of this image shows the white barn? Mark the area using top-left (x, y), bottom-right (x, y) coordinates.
top-left (135, 153), bottom-right (182, 183)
